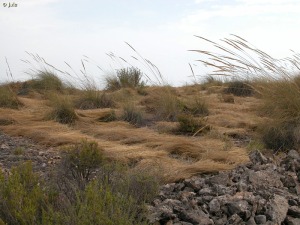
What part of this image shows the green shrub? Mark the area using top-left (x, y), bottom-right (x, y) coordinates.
top-left (261, 121), bottom-right (295, 151)
top-left (0, 85), bottom-right (21, 109)
top-left (223, 81), bottom-right (254, 97)
top-left (148, 88), bottom-right (184, 121)
top-left (28, 71), bottom-right (64, 92)
top-left (201, 75), bottom-right (223, 90)
top-left (13, 147), bottom-right (25, 155)
top-left (97, 110), bottom-right (117, 122)
top-left (122, 103), bottom-right (144, 126)
top-left (76, 91), bottom-right (115, 109)
top-left (177, 114), bottom-right (210, 135)
top-left (255, 79), bottom-right (300, 150)
top-left (47, 94), bottom-right (78, 125)
top-left (61, 140), bottom-right (104, 184)
top-left (0, 162), bottom-right (45, 225)
top-left (106, 67), bottom-right (145, 90)
top-left (184, 97), bottom-right (209, 116)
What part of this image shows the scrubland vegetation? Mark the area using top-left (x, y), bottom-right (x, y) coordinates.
top-left (1, 35), bottom-right (300, 224)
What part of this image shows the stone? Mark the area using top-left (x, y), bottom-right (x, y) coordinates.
top-left (162, 183), bottom-right (176, 193)
top-left (285, 216), bottom-right (300, 225)
top-left (198, 187), bottom-right (213, 196)
top-left (206, 173), bottom-right (230, 186)
top-left (0, 144), bottom-right (9, 150)
top-left (282, 175), bottom-right (297, 188)
top-left (248, 170), bottom-right (283, 189)
top-left (288, 150), bottom-right (300, 160)
top-left (178, 209), bottom-right (213, 225)
top-left (209, 199), bottom-right (220, 214)
top-left (246, 217), bottom-right (257, 225)
top-left (288, 206), bottom-right (300, 218)
top-left (254, 215), bottom-right (266, 224)
top-left (227, 213), bottom-right (243, 225)
top-left (226, 200), bottom-right (250, 220)
top-left (249, 151), bottom-right (269, 165)
top-left (265, 194), bottom-right (289, 224)
top-left (184, 178), bottom-right (204, 191)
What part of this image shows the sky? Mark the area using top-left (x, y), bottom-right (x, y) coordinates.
top-left (1, 0), bottom-right (300, 87)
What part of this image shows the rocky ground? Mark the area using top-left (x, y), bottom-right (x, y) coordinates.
top-left (148, 151), bottom-right (300, 225)
top-left (0, 131), bottom-right (61, 177)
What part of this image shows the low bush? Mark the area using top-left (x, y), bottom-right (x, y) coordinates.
top-left (177, 114), bottom-right (210, 135)
top-left (0, 162), bottom-right (45, 225)
top-left (260, 121), bottom-right (296, 151)
top-left (223, 80), bottom-right (254, 97)
top-left (143, 87), bottom-right (183, 121)
top-left (97, 110), bottom-right (117, 122)
top-left (61, 140), bottom-right (104, 184)
top-left (122, 103), bottom-right (144, 126)
top-left (75, 91), bottom-right (115, 109)
top-left (106, 67), bottom-right (145, 90)
top-left (47, 94), bottom-right (78, 125)
top-left (201, 75), bottom-right (223, 90)
top-left (184, 97), bottom-right (209, 116)
top-left (27, 71), bottom-right (65, 92)
top-left (0, 84), bottom-right (22, 109)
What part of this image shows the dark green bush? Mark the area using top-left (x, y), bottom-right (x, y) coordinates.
top-left (0, 85), bottom-right (22, 109)
top-left (76, 91), bottom-right (115, 109)
top-left (48, 94), bottom-right (78, 125)
top-left (0, 162), bottom-right (46, 225)
top-left (97, 110), bottom-right (117, 122)
top-left (122, 103), bottom-right (144, 126)
top-left (177, 114), bottom-right (210, 135)
top-left (61, 140), bottom-right (104, 183)
top-left (106, 67), bottom-right (145, 90)
top-left (184, 98), bottom-right (209, 116)
top-left (223, 81), bottom-right (254, 97)
top-left (261, 122), bottom-right (295, 151)
top-left (28, 71), bottom-right (64, 92)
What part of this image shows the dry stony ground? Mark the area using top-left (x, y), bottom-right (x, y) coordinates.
top-left (0, 131), bottom-right (61, 177)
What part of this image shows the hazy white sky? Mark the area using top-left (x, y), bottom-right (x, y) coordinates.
top-left (1, 0), bottom-right (300, 87)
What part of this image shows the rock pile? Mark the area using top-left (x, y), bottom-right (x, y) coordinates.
top-left (148, 150), bottom-right (300, 225)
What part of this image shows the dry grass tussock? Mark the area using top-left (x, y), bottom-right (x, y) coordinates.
top-left (0, 85), bottom-right (260, 182)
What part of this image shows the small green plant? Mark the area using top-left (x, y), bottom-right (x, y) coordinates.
top-left (184, 97), bottom-right (209, 116)
top-left (28, 71), bottom-right (65, 92)
top-left (223, 80), bottom-right (254, 97)
top-left (61, 140), bottom-right (104, 183)
top-left (47, 94), bottom-right (78, 125)
top-left (97, 110), bottom-right (117, 122)
top-left (148, 88), bottom-right (184, 121)
top-left (13, 147), bottom-right (25, 155)
top-left (177, 114), bottom-right (210, 135)
top-left (122, 103), bottom-right (144, 126)
top-left (260, 122), bottom-right (295, 151)
top-left (0, 84), bottom-right (21, 109)
top-left (201, 75), bottom-right (223, 90)
top-left (76, 90), bottom-right (115, 109)
top-left (106, 67), bottom-right (145, 90)
top-left (0, 162), bottom-right (45, 225)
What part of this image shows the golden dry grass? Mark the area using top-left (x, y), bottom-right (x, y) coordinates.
top-left (0, 86), bottom-right (261, 182)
